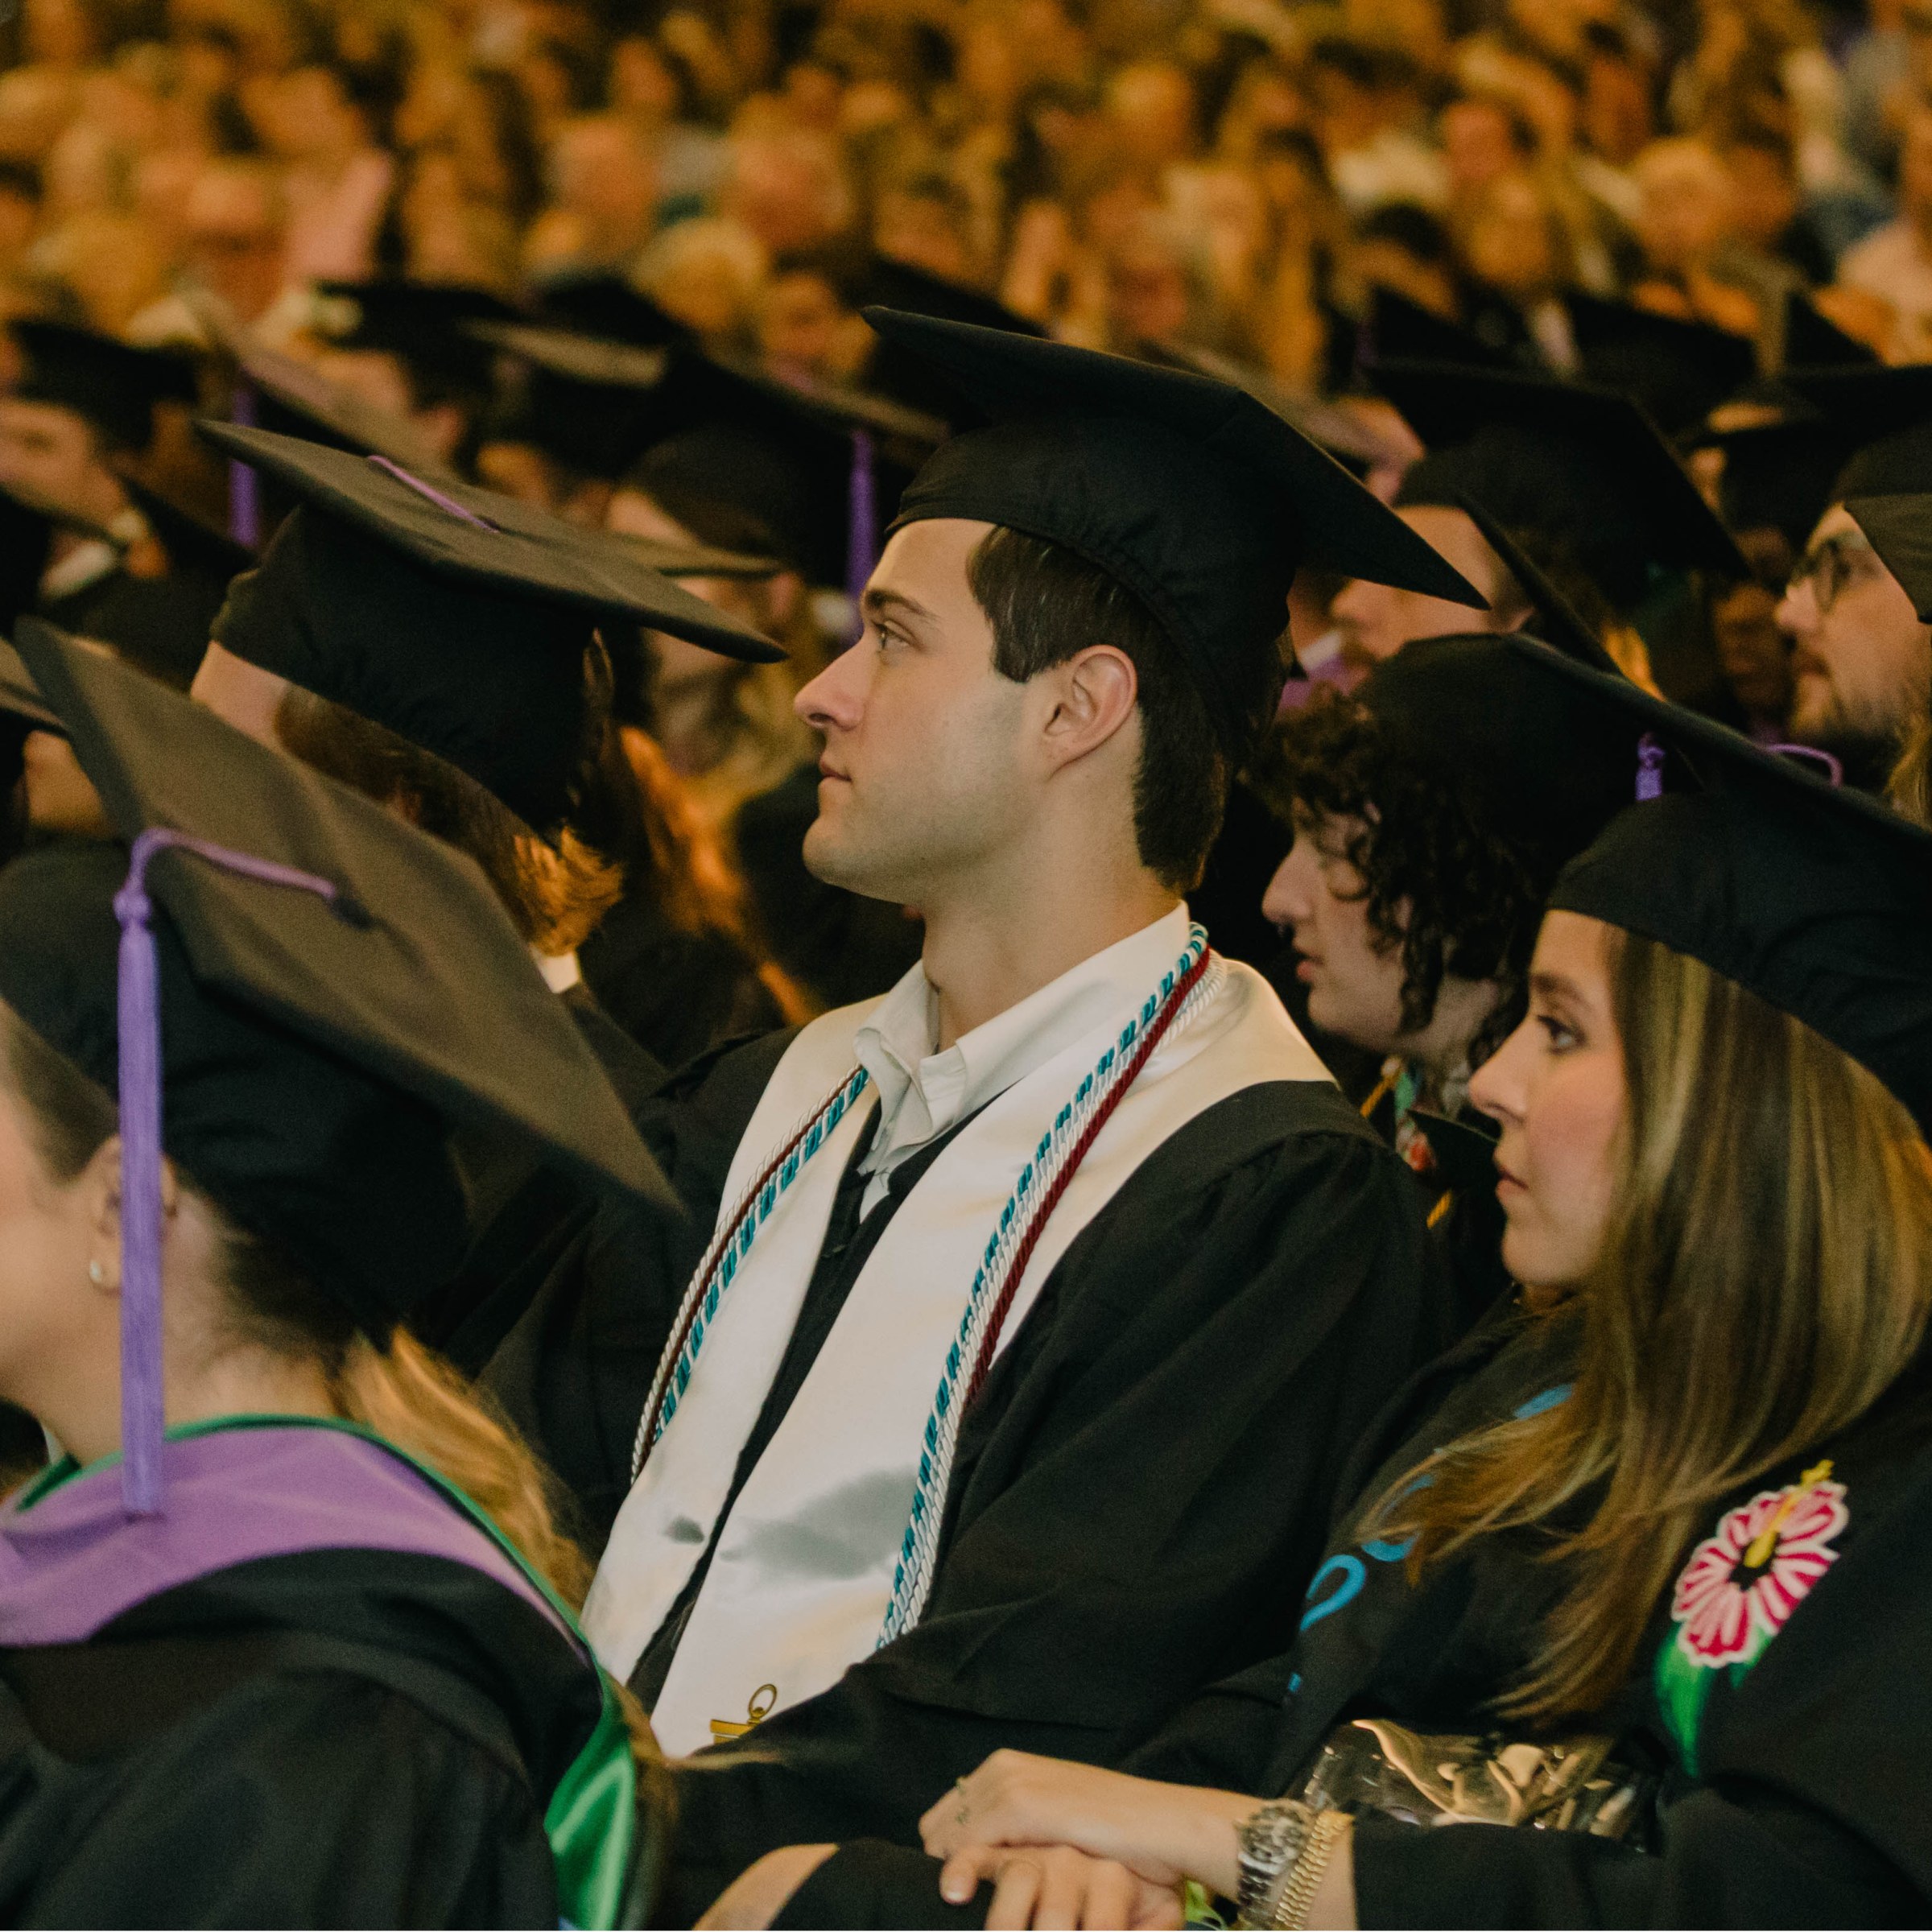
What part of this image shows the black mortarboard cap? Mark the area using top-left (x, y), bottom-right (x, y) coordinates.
top-left (467, 321), bottom-right (673, 481)
top-left (626, 423), bottom-right (824, 578)
top-left (197, 421), bottom-right (779, 829)
top-left (1453, 492), bottom-right (1620, 672)
top-left (316, 278), bottom-right (525, 398)
top-left (1143, 339), bottom-right (1411, 470)
top-left (533, 269), bottom-right (693, 349)
top-left (1701, 412), bottom-right (1853, 552)
top-left (1352, 630), bottom-right (1651, 865)
top-left (4, 616), bottom-right (675, 1321)
top-left (1511, 632), bottom-right (1932, 1133)
top-left (1782, 291), bottom-right (1880, 370)
top-left (607, 342), bottom-right (944, 589)
top-left (1377, 359), bottom-right (1747, 607)
top-left (866, 308), bottom-right (1485, 759)
top-left (852, 256), bottom-right (1047, 419)
top-left (1566, 294), bottom-right (1758, 436)
top-left (1846, 493), bottom-right (1932, 621)
top-left (1363, 287), bottom-right (1513, 372)
top-left (229, 340), bottom-right (457, 478)
top-left (1776, 365), bottom-right (1932, 502)
top-left (10, 321), bottom-right (196, 452)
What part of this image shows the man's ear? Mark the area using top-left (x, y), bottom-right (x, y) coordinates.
top-left (1040, 643), bottom-right (1140, 769)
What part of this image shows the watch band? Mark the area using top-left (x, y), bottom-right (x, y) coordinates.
top-left (1270, 1806), bottom-right (1351, 1930)
top-left (1234, 1800), bottom-right (1312, 1926)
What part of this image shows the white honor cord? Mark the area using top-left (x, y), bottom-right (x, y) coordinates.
top-left (879, 929), bottom-right (1216, 1641)
top-left (630, 925), bottom-right (1216, 1649)
top-left (630, 1063), bottom-right (872, 1482)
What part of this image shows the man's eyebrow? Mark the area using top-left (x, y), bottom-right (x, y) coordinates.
top-left (861, 585), bottom-right (935, 623)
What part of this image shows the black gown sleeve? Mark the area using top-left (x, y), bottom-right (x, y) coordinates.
top-left (484, 1028), bottom-right (796, 1548)
top-left (1352, 1783), bottom-right (1919, 1929)
top-left (661, 1096), bottom-right (1455, 1926)
top-left (11, 1671), bottom-right (559, 1929)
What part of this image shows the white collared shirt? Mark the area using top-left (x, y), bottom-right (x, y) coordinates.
top-left (39, 539), bottom-right (121, 603)
top-left (532, 947), bottom-right (583, 994)
top-left (851, 903), bottom-right (1191, 1214)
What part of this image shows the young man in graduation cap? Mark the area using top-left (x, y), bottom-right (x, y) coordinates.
top-left (1772, 367), bottom-right (1932, 792)
top-left (1343, 359), bottom-right (1748, 694)
top-left (490, 308), bottom-right (1483, 1921)
top-left (0, 321), bottom-right (216, 682)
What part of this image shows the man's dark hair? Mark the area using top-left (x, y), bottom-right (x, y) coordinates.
top-left (968, 526), bottom-right (1279, 893)
top-left (1258, 687), bottom-right (1556, 1066)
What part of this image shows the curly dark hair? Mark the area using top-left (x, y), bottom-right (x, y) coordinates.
top-left (1259, 685), bottom-right (1558, 1068)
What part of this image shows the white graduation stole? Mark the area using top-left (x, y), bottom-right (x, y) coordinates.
top-left (583, 956), bottom-right (1331, 1754)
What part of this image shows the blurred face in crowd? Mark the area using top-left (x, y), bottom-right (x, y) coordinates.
top-left (181, 164), bottom-right (286, 322)
top-left (1329, 506), bottom-right (1517, 670)
top-left (723, 130), bottom-right (852, 257)
top-left (874, 188), bottom-right (973, 283)
top-left (1459, 171), bottom-right (1560, 299)
top-left (1633, 138), bottom-right (1735, 276)
top-left (267, 67), bottom-right (364, 167)
top-left (1724, 138), bottom-right (1798, 253)
top-left (551, 117), bottom-right (659, 257)
top-left (798, 518), bottom-right (1115, 908)
top-left (1107, 227), bottom-right (1191, 344)
top-left (758, 269), bottom-right (848, 377)
top-left (1105, 61), bottom-right (1197, 170)
top-left (1778, 504), bottom-right (1932, 761)
top-left (1710, 576), bottom-right (1793, 724)
top-left (1469, 910), bottom-right (1627, 1294)
top-left (1441, 96), bottom-right (1524, 197)
top-left (0, 399), bottom-right (123, 528)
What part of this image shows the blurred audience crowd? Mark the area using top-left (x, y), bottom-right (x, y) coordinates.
top-left (2, 0), bottom-right (1931, 398)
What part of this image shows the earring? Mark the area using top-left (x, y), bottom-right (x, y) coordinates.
top-left (87, 1259), bottom-right (106, 1285)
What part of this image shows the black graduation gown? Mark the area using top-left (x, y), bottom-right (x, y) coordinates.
top-left (42, 567), bottom-right (224, 691)
top-left (418, 985), bottom-right (665, 1377)
top-left (1136, 1320), bottom-right (1932, 1928)
top-left (485, 1028), bottom-right (1459, 1925)
top-left (579, 889), bottom-right (786, 1074)
top-left (730, 766), bottom-right (925, 1010)
top-left (1358, 1085), bottom-right (1514, 1337)
top-left (0, 1545), bottom-right (602, 1926)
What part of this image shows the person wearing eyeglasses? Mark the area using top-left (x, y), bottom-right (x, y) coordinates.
top-left (1776, 505), bottom-right (1932, 793)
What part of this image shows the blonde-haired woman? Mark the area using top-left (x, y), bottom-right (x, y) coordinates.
top-left (0, 642), bottom-right (668, 1926)
top-left (716, 639), bottom-right (1932, 1927)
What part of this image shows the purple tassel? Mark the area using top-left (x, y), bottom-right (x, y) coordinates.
top-left (846, 429), bottom-right (877, 610)
top-left (1635, 733), bottom-right (1665, 801)
top-left (109, 829), bottom-right (357, 1517)
top-left (1764, 743), bottom-right (1844, 786)
top-left (229, 382), bottom-right (259, 551)
top-left (365, 455), bottom-right (500, 533)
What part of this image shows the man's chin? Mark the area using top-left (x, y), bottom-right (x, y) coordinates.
top-left (800, 818), bottom-right (906, 903)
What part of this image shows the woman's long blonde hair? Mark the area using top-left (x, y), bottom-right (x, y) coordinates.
top-left (1390, 927), bottom-right (1932, 1722)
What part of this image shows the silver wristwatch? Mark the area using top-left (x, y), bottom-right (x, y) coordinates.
top-left (1234, 1799), bottom-right (1314, 1926)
